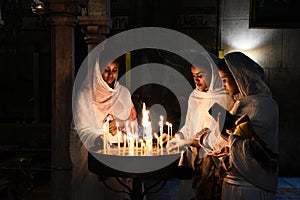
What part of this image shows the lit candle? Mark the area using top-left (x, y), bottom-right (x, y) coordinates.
top-left (142, 103), bottom-right (151, 139)
top-left (170, 123), bottom-right (173, 138)
top-left (135, 134), bottom-right (139, 153)
top-left (159, 115), bottom-right (164, 154)
top-left (142, 103), bottom-right (147, 139)
top-left (116, 122), bottom-right (121, 154)
top-left (139, 139), bottom-right (143, 155)
top-left (102, 121), bottom-right (109, 154)
top-left (166, 122), bottom-right (170, 145)
top-left (123, 134), bottom-right (127, 155)
top-left (129, 135), bottom-right (134, 155)
top-left (166, 122), bottom-right (171, 154)
top-left (154, 133), bottom-right (159, 151)
top-left (175, 134), bottom-right (180, 153)
top-left (141, 142), bottom-right (145, 155)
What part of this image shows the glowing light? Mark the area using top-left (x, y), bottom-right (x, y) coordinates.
top-left (223, 27), bottom-right (276, 67)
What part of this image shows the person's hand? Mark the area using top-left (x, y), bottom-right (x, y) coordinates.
top-left (109, 119), bottom-right (117, 136)
top-left (168, 137), bottom-right (179, 151)
top-left (168, 134), bottom-right (190, 151)
top-left (190, 138), bottom-right (200, 148)
top-left (160, 133), bottom-right (170, 144)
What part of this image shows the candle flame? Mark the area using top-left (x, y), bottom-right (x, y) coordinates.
top-left (160, 115), bottom-right (164, 121)
top-left (142, 103), bottom-right (150, 127)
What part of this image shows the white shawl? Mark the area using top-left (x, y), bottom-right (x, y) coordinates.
top-left (73, 61), bottom-right (134, 149)
top-left (180, 54), bottom-right (234, 155)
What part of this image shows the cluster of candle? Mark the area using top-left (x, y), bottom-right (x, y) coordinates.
top-left (101, 102), bottom-right (178, 156)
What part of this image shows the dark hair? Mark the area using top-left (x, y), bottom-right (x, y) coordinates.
top-left (217, 58), bottom-right (234, 79)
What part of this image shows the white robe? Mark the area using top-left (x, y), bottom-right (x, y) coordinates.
top-left (179, 54), bottom-right (234, 157)
top-left (180, 88), bottom-right (233, 155)
top-left (70, 60), bottom-right (136, 200)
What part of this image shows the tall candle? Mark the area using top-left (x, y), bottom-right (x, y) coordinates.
top-left (154, 133), bottom-right (159, 151)
top-left (166, 122), bottom-right (170, 145)
top-left (129, 135), bottom-right (134, 155)
top-left (159, 116), bottom-right (164, 154)
top-left (175, 134), bottom-right (180, 153)
top-left (123, 134), bottom-right (127, 155)
top-left (135, 134), bottom-right (138, 153)
top-left (103, 121), bottom-right (109, 154)
top-left (116, 122), bottom-right (121, 154)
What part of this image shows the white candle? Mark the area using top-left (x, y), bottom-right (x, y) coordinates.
top-left (123, 134), bottom-right (127, 155)
top-left (117, 122), bottom-right (121, 154)
top-left (103, 122), bottom-right (109, 154)
top-left (139, 139), bottom-right (143, 155)
top-left (129, 135), bottom-right (134, 155)
top-left (134, 134), bottom-right (138, 154)
top-left (166, 122), bottom-right (170, 145)
top-left (141, 142), bottom-right (145, 155)
top-left (170, 123), bottom-right (173, 138)
top-left (175, 134), bottom-right (180, 153)
top-left (159, 116), bottom-right (164, 154)
top-left (154, 133), bottom-right (159, 151)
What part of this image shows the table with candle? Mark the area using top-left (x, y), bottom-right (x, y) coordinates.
top-left (88, 103), bottom-right (193, 200)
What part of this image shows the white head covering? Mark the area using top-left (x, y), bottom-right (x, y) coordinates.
top-left (224, 52), bottom-right (270, 98)
top-left (180, 53), bottom-right (234, 156)
top-left (224, 52), bottom-right (279, 192)
top-left (73, 55), bottom-right (134, 149)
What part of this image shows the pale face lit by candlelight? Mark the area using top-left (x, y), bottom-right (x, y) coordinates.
top-left (191, 66), bottom-right (209, 92)
top-left (102, 62), bottom-right (119, 88)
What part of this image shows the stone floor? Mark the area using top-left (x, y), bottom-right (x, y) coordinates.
top-left (277, 177), bottom-right (300, 200)
top-left (0, 175), bottom-right (300, 199)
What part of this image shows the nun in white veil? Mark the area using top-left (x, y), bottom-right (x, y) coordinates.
top-left (167, 53), bottom-right (234, 200)
top-left (169, 53), bottom-right (234, 157)
top-left (70, 53), bottom-right (137, 200)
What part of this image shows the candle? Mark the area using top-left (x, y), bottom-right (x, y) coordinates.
top-left (141, 142), bottom-right (145, 155)
top-left (116, 122), bottom-right (121, 154)
top-left (102, 121), bottom-right (109, 154)
top-left (142, 102), bottom-right (151, 139)
top-left (175, 134), bottom-right (180, 152)
top-left (139, 139), bottom-right (143, 155)
top-left (154, 133), bottom-right (159, 151)
top-left (135, 134), bottom-right (139, 153)
top-left (159, 116), bottom-right (164, 154)
top-left (123, 134), bottom-right (127, 155)
top-left (166, 122), bottom-right (170, 145)
top-left (129, 135), bottom-right (134, 155)
top-left (166, 122), bottom-right (172, 154)
top-left (144, 136), bottom-right (152, 155)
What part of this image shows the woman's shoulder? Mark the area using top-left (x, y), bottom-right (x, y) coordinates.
top-left (239, 94), bottom-right (278, 117)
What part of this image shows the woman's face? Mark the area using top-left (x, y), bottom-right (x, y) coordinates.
top-left (102, 62), bottom-right (119, 88)
top-left (218, 70), bottom-right (239, 96)
top-left (191, 66), bottom-right (209, 92)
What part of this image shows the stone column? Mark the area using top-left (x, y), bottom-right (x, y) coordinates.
top-left (47, 1), bottom-right (78, 199)
top-left (78, 0), bottom-right (110, 52)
